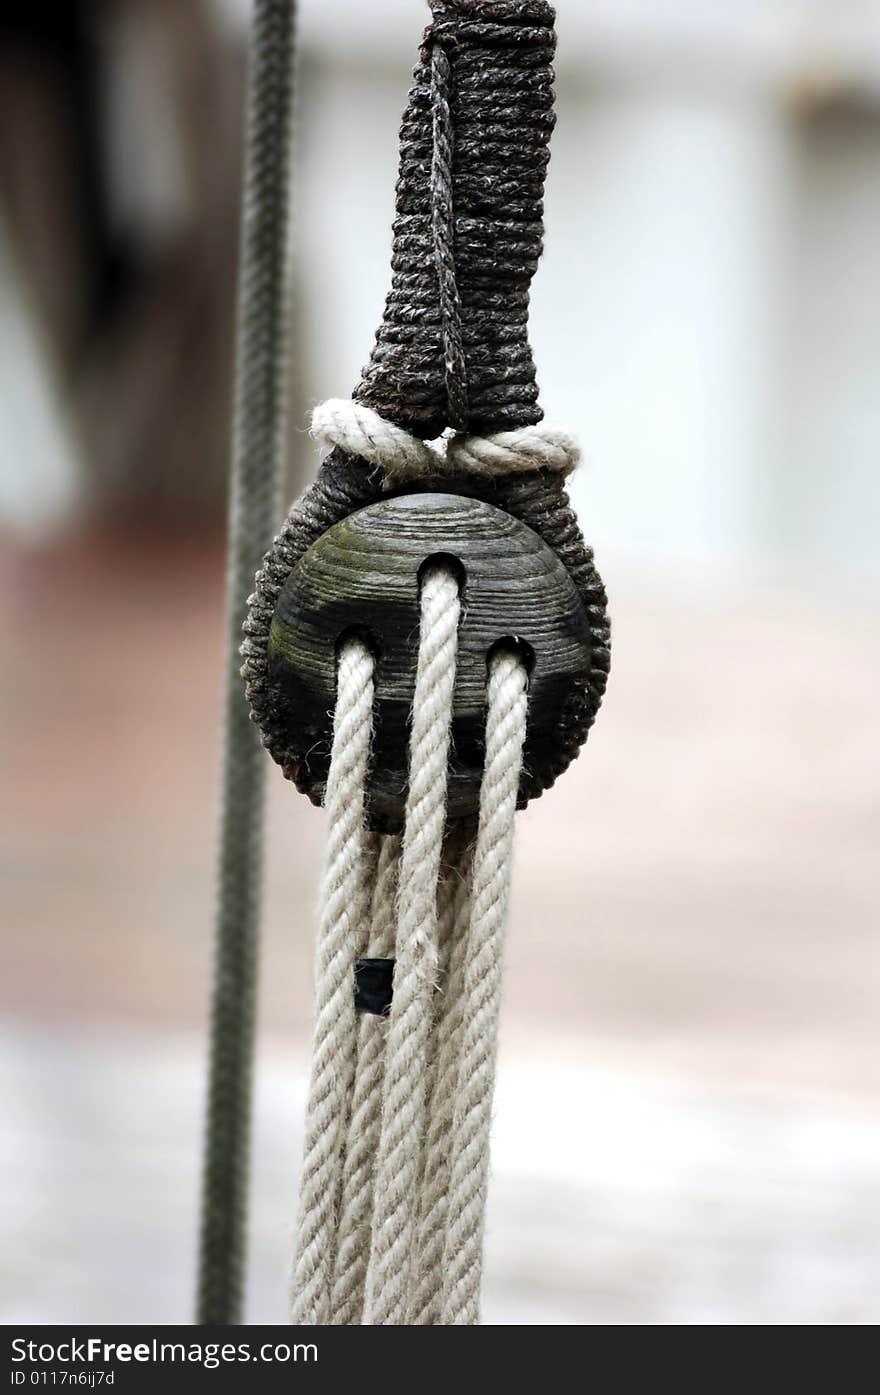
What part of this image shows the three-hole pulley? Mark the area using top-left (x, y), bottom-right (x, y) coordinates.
top-left (264, 490), bottom-right (594, 829)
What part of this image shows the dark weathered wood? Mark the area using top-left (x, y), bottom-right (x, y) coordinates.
top-left (266, 492), bottom-right (593, 829)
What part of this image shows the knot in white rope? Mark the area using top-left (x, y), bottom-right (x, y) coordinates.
top-left (310, 398), bottom-right (579, 483)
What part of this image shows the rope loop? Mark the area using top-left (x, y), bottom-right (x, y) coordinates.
top-left (356, 0), bottom-right (559, 436)
top-left (310, 397), bottom-right (579, 483)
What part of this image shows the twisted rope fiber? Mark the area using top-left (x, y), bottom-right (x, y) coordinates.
top-left (330, 834), bottom-right (402, 1324)
top-left (409, 838), bottom-right (474, 1323)
top-left (291, 638), bottom-right (376, 1325)
top-left (440, 646), bottom-right (529, 1324)
top-left (357, 836), bottom-right (468, 1321)
top-left (331, 831), bottom-right (470, 1325)
top-left (287, 583), bottom-right (527, 1325)
top-left (311, 397), bottom-right (579, 480)
top-left (366, 568), bottom-right (462, 1324)
top-left (197, 0), bottom-right (296, 1325)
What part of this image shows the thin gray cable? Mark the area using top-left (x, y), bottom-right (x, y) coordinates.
top-left (197, 0), bottom-right (297, 1326)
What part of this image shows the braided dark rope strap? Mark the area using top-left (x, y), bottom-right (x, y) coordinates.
top-left (243, 0), bottom-right (610, 824)
top-left (358, 0), bottom-right (553, 436)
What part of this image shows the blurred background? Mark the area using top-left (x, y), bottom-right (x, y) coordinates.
top-left (1, 0), bottom-right (879, 1325)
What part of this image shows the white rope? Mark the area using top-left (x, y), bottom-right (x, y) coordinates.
top-left (289, 566), bottom-right (529, 1326)
top-left (311, 398), bottom-right (437, 477)
top-left (365, 567), bottom-right (461, 1325)
top-left (439, 647), bottom-right (529, 1325)
top-left (329, 834), bottom-right (401, 1325)
top-left (290, 637), bottom-right (376, 1324)
top-left (310, 397), bottom-right (579, 482)
top-left (446, 424), bottom-right (579, 477)
top-left (409, 839), bottom-right (474, 1324)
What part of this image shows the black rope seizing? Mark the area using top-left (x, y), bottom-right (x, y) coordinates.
top-left (356, 0), bottom-right (557, 438)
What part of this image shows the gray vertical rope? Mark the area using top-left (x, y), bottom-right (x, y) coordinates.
top-left (197, 0), bottom-right (297, 1326)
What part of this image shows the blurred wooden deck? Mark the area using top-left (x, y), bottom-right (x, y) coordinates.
top-left (1, 529), bottom-right (878, 1323)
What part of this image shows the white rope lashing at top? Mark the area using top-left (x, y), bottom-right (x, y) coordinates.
top-left (310, 397), bottom-right (581, 482)
top-left (290, 559), bottom-right (530, 1325)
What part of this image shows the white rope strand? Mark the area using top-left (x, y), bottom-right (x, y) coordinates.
top-left (310, 397), bottom-right (579, 482)
top-left (311, 398), bottom-right (437, 477)
top-left (409, 839), bottom-right (474, 1324)
top-left (289, 573), bottom-right (529, 1326)
top-left (446, 423), bottom-right (579, 477)
top-left (329, 834), bottom-right (401, 1324)
top-left (366, 567), bottom-right (461, 1325)
top-left (290, 637), bottom-right (375, 1325)
top-left (439, 647), bottom-right (529, 1325)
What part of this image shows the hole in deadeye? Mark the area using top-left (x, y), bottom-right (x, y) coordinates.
top-left (487, 635), bottom-right (535, 681)
top-left (335, 624), bottom-right (381, 664)
top-left (417, 551), bottom-right (466, 595)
